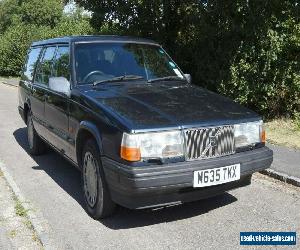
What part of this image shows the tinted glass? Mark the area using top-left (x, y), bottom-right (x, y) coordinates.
top-left (74, 43), bottom-right (184, 84)
top-left (53, 46), bottom-right (70, 79)
top-left (24, 47), bottom-right (42, 81)
top-left (35, 46), bottom-right (56, 85)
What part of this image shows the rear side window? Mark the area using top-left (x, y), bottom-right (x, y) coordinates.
top-left (23, 47), bottom-right (42, 81)
top-left (35, 46), bottom-right (57, 85)
top-left (53, 46), bottom-right (70, 80)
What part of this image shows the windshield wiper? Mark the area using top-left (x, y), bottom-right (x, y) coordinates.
top-left (93, 75), bottom-right (144, 86)
top-left (147, 76), bottom-right (186, 83)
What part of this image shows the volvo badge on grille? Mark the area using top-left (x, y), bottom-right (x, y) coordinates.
top-left (209, 136), bottom-right (217, 147)
top-left (200, 128), bottom-right (222, 157)
top-left (185, 125), bottom-right (235, 160)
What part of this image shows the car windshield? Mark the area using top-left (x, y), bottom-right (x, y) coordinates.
top-left (74, 42), bottom-right (185, 84)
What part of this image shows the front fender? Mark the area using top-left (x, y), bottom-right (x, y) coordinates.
top-left (76, 121), bottom-right (104, 155)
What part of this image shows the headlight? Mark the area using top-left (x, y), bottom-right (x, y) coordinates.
top-left (234, 120), bottom-right (265, 148)
top-left (121, 130), bottom-right (184, 162)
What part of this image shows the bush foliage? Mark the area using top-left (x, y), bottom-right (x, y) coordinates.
top-left (219, 6), bottom-right (300, 118)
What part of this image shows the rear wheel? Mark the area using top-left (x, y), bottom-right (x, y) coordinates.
top-left (81, 139), bottom-right (116, 219)
top-left (27, 111), bottom-right (46, 155)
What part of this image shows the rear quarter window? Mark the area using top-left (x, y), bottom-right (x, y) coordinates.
top-left (23, 47), bottom-right (42, 81)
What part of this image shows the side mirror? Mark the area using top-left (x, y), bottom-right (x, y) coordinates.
top-left (184, 74), bottom-right (192, 84)
top-left (49, 77), bottom-right (71, 97)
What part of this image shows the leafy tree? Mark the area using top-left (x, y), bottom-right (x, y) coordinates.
top-left (0, 23), bottom-right (53, 76)
top-left (0, 0), bottom-right (20, 33)
top-left (0, 0), bottom-right (93, 76)
top-left (20, 0), bottom-right (64, 28)
top-left (52, 14), bottom-right (94, 37)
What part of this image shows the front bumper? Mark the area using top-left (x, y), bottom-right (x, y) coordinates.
top-left (102, 146), bottom-right (273, 209)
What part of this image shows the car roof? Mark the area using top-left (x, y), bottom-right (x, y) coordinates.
top-left (31, 35), bottom-right (160, 47)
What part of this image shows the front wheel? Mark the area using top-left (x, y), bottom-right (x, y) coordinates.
top-left (27, 111), bottom-right (46, 155)
top-left (81, 139), bottom-right (116, 219)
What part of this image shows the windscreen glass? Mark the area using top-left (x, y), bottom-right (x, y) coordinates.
top-left (74, 43), bottom-right (184, 84)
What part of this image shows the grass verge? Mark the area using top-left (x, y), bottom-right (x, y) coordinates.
top-left (265, 118), bottom-right (300, 150)
top-left (13, 195), bottom-right (41, 244)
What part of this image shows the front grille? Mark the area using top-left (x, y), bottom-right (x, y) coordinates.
top-left (184, 125), bottom-right (235, 160)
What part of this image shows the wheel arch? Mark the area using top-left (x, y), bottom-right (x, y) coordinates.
top-left (76, 121), bottom-right (103, 169)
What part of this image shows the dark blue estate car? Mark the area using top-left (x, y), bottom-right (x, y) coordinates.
top-left (18, 36), bottom-right (273, 218)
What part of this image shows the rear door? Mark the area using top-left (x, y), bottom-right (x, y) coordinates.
top-left (31, 46), bottom-right (57, 137)
top-left (44, 45), bottom-right (74, 159)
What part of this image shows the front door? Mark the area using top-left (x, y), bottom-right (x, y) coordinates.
top-left (44, 45), bottom-right (74, 160)
top-left (31, 46), bottom-right (57, 137)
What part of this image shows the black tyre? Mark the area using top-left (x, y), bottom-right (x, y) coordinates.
top-left (81, 139), bottom-right (116, 219)
top-left (27, 111), bottom-right (46, 155)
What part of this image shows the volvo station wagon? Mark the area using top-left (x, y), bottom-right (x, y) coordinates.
top-left (18, 36), bottom-right (273, 218)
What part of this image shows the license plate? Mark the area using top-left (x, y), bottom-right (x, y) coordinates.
top-left (193, 164), bottom-right (240, 188)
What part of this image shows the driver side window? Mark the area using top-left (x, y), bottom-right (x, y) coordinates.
top-left (75, 50), bottom-right (89, 82)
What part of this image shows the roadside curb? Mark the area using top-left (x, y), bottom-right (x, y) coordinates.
top-left (0, 80), bottom-right (18, 88)
top-left (260, 169), bottom-right (300, 187)
top-left (0, 161), bottom-right (56, 250)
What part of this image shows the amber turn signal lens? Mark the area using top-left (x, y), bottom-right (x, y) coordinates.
top-left (120, 146), bottom-right (141, 161)
top-left (261, 129), bottom-right (266, 143)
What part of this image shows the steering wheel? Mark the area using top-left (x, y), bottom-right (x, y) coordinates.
top-left (83, 70), bottom-right (105, 82)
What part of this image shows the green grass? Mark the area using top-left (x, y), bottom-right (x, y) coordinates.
top-left (14, 197), bottom-right (28, 217)
top-left (265, 118), bottom-right (300, 150)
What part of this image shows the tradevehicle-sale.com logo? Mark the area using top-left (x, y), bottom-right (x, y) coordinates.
top-left (240, 232), bottom-right (296, 245)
